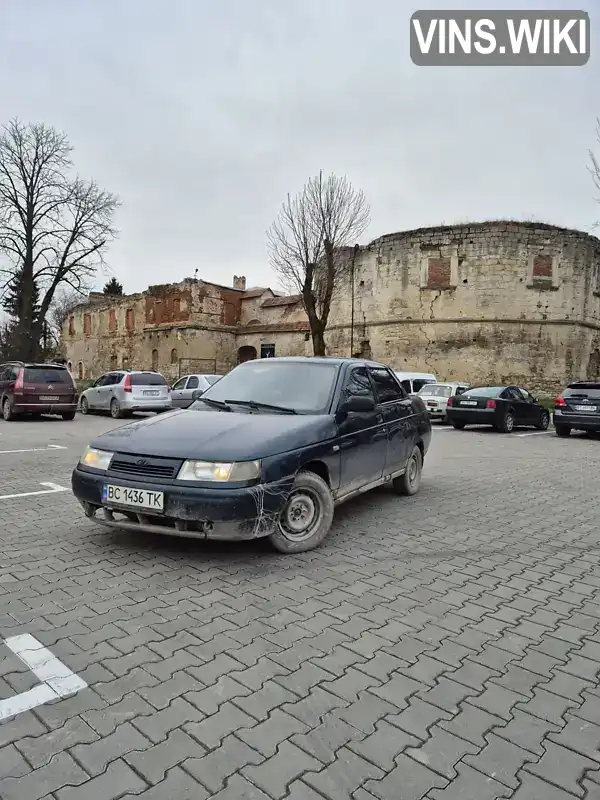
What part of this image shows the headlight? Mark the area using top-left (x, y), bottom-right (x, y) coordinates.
top-left (80, 446), bottom-right (114, 471)
top-left (177, 460), bottom-right (261, 482)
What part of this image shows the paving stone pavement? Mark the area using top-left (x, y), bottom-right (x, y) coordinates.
top-left (0, 414), bottom-right (599, 799)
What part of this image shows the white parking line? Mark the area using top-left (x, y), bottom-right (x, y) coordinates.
top-left (0, 445), bottom-right (67, 454)
top-left (0, 482), bottom-right (68, 500)
top-left (516, 431), bottom-right (554, 437)
top-left (0, 633), bottom-right (87, 721)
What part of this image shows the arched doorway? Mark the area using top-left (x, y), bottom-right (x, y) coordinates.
top-left (237, 345), bottom-right (257, 364)
top-left (77, 361), bottom-right (84, 380)
top-left (152, 349), bottom-right (159, 370)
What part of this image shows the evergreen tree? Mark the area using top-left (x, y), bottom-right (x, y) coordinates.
top-left (103, 277), bottom-right (123, 295)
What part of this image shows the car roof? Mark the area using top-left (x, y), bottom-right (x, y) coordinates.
top-left (2, 361), bottom-right (68, 367)
top-left (421, 381), bottom-right (468, 388)
top-left (237, 356), bottom-right (392, 369)
top-left (394, 371), bottom-right (437, 379)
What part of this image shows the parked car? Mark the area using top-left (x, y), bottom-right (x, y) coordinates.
top-left (554, 380), bottom-right (600, 437)
top-left (418, 381), bottom-right (470, 422)
top-left (170, 374), bottom-right (222, 409)
top-left (394, 371), bottom-right (437, 395)
top-left (79, 370), bottom-right (172, 418)
top-left (446, 385), bottom-right (550, 432)
top-left (0, 361), bottom-right (78, 421)
top-left (72, 356), bottom-right (432, 553)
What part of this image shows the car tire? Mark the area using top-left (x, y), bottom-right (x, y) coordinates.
top-left (555, 425), bottom-right (571, 437)
top-left (110, 398), bottom-right (123, 419)
top-left (2, 398), bottom-right (16, 421)
top-left (451, 421), bottom-right (465, 430)
top-left (535, 411), bottom-right (550, 430)
top-left (80, 397), bottom-right (89, 415)
top-left (61, 411), bottom-right (76, 421)
top-left (500, 412), bottom-right (515, 433)
top-left (392, 445), bottom-right (423, 496)
top-left (269, 470), bottom-right (334, 554)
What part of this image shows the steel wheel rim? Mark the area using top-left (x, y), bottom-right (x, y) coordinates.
top-left (81, 398), bottom-right (88, 413)
top-left (3, 401), bottom-right (9, 420)
top-left (541, 413), bottom-right (549, 429)
top-left (279, 489), bottom-right (323, 542)
top-left (506, 415), bottom-right (514, 431)
top-left (408, 454), bottom-right (419, 484)
top-left (111, 400), bottom-right (119, 418)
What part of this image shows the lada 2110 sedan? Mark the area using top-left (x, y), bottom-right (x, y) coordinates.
top-left (72, 357), bottom-right (432, 553)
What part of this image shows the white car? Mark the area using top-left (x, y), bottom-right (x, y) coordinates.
top-left (417, 381), bottom-right (470, 422)
top-left (394, 371), bottom-right (437, 395)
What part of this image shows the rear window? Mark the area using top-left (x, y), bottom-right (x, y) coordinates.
top-left (565, 382), bottom-right (600, 392)
top-left (130, 372), bottom-right (167, 386)
top-left (418, 384), bottom-right (452, 397)
top-left (24, 367), bottom-right (71, 383)
top-left (461, 386), bottom-right (503, 397)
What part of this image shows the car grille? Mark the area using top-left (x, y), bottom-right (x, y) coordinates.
top-left (108, 455), bottom-right (181, 480)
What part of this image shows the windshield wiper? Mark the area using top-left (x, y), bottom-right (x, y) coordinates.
top-left (225, 399), bottom-right (297, 414)
top-left (196, 397), bottom-right (232, 411)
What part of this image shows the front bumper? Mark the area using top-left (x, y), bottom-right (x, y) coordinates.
top-left (72, 467), bottom-right (293, 541)
top-left (553, 410), bottom-right (600, 431)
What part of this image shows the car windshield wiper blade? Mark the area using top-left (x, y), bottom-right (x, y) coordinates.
top-left (225, 399), bottom-right (297, 414)
top-left (197, 397), bottom-right (232, 411)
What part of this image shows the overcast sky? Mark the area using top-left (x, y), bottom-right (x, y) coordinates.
top-left (1, 0), bottom-right (597, 294)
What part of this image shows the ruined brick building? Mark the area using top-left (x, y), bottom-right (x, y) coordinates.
top-left (63, 220), bottom-right (600, 390)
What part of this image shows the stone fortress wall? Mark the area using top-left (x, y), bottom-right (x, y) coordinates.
top-left (63, 220), bottom-right (600, 392)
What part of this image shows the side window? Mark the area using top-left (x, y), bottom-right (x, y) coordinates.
top-left (94, 375), bottom-right (108, 387)
top-left (456, 386), bottom-right (468, 395)
top-left (369, 368), bottom-right (405, 404)
top-left (187, 376), bottom-right (199, 389)
top-left (413, 379), bottom-right (432, 393)
top-left (341, 367), bottom-right (375, 402)
top-left (0, 366), bottom-right (7, 381)
top-left (517, 388), bottom-right (534, 403)
top-left (503, 388), bottom-right (521, 402)
top-left (172, 377), bottom-right (187, 390)
top-left (400, 379), bottom-right (411, 394)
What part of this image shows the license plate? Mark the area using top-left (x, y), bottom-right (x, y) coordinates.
top-left (574, 405), bottom-right (596, 412)
top-left (39, 395), bottom-right (57, 402)
top-left (461, 401), bottom-right (478, 406)
top-left (102, 484), bottom-right (164, 511)
top-left (427, 402), bottom-right (437, 407)
top-left (143, 391), bottom-right (159, 396)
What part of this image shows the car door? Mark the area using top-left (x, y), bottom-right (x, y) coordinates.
top-left (96, 373), bottom-right (119, 410)
top-left (502, 387), bottom-right (527, 424)
top-left (86, 375), bottom-right (107, 409)
top-left (182, 375), bottom-right (200, 407)
top-left (516, 388), bottom-right (539, 426)
top-left (368, 366), bottom-right (414, 474)
top-left (336, 365), bottom-right (387, 494)
top-left (170, 376), bottom-right (189, 408)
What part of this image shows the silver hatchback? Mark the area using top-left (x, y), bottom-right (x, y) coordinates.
top-left (170, 374), bottom-right (222, 409)
top-left (80, 370), bottom-right (172, 418)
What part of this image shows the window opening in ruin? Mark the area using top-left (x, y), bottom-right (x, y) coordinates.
top-left (77, 361), bottom-right (84, 379)
top-left (126, 309), bottom-right (134, 330)
top-left (532, 254), bottom-right (552, 279)
top-left (84, 314), bottom-right (91, 335)
top-left (69, 316), bottom-right (75, 335)
top-left (170, 348), bottom-right (178, 364)
top-left (152, 349), bottom-right (159, 370)
top-left (427, 257), bottom-right (451, 288)
top-left (110, 354), bottom-right (118, 369)
top-left (109, 309), bottom-right (117, 330)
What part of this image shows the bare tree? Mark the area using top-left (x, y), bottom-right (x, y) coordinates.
top-left (0, 119), bottom-right (120, 359)
top-left (47, 287), bottom-right (86, 346)
top-left (267, 171), bottom-right (370, 355)
top-left (590, 118), bottom-right (600, 210)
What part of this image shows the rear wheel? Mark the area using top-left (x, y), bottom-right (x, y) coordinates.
top-left (2, 398), bottom-right (16, 421)
top-left (110, 398), bottom-right (123, 419)
top-left (555, 425), bottom-right (571, 437)
top-left (451, 421), bottom-right (465, 430)
top-left (536, 411), bottom-right (550, 430)
top-left (392, 446), bottom-right (423, 496)
top-left (269, 470), bottom-right (334, 554)
top-left (499, 412), bottom-right (515, 433)
top-left (80, 396), bottom-right (89, 415)
top-left (61, 411), bottom-right (76, 421)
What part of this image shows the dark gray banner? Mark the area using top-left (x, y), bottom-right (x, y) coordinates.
top-left (410, 10), bottom-right (590, 66)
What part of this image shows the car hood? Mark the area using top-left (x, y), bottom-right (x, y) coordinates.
top-left (90, 408), bottom-right (337, 461)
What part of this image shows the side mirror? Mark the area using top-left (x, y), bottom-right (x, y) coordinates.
top-left (191, 389), bottom-right (204, 401)
top-left (339, 395), bottom-right (375, 413)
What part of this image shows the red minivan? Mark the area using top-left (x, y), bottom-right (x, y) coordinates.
top-left (0, 361), bottom-right (78, 421)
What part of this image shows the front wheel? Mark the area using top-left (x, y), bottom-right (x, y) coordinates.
top-left (392, 445), bottom-right (423, 496)
top-left (535, 411), bottom-right (550, 430)
top-left (555, 425), bottom-right (571, 437)
top-left (269, 470), bottom-right (334, 554)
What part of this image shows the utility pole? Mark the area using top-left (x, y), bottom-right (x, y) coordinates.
top-left (350, 244), bottom-right (359, 357)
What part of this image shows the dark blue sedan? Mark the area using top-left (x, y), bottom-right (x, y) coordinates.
top-left (72, 357), bottom-right (431, 553)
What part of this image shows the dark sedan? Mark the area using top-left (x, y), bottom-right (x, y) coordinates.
top-left (554, 380), bottom-right (600, 436)
top-left (72, 356), bottom-right (432, 553)
top-left (446, 385), bottom-right (550, 432)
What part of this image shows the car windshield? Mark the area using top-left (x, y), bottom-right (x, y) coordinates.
top-left (418, 384), bottom-right (452, 398)
top-left (461, 386), bottom-right (503, 397)
top-left (190, 360), bottom-right (339, 413)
